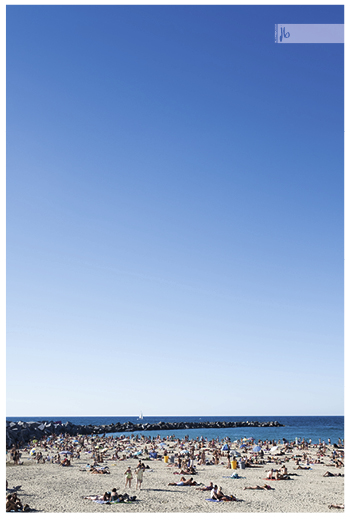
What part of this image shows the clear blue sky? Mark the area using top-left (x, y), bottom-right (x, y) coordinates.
top-left (6, 4), bottom-right (344, 416)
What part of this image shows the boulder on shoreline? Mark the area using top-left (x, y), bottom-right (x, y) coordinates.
top-left (6, 419), bottom-right (284, 448)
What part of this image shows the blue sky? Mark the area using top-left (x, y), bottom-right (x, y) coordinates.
top-left (6, 4), bottom-right (344, 416)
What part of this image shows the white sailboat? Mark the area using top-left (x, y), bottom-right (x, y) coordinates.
top-left (138, 411), bottom-right (143, 420)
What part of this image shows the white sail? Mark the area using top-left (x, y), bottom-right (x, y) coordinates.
top-left (139, 411), bottom-right (143, 420)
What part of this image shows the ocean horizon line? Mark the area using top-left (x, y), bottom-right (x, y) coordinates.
top-left (7, 414), bottom-right (344, 418)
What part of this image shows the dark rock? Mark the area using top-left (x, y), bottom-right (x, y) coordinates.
top-left (6, 418), bottom-right (284, 447)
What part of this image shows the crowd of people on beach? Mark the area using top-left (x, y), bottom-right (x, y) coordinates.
top-left (6, 431), bottom-right (345, 511)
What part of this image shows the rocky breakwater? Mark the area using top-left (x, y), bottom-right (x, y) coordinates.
top-left (6, 419), bottom-right (284, 448)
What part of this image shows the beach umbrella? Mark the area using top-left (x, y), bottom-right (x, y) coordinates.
top-left (240, 444), bottom-right (246, 448)
top-left (180, 450), bottom-right (189, 454)
top-left (252, 445), bottom-right (262, 452)
top-left (30, 449), bottom-right (36, 456)
top-left (159, 442), bottom-right (167, 447)
top-left (221, 444), bottom-right (229, 451)
top-left (59, 451), bottom-right (72, 455)
top-left (230, 450), bottom-right (240, 457)
top-left (32, 439), bottom-right (38, 444)
top-left (270, 446), bottom-right (279, 452)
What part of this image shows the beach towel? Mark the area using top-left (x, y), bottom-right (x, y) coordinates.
top-left (205, 499), bottom-right (223, 502)
top-left (6, 508), bottom-right (30, 512)
top-left (222, 476), bottom-right (245, 479)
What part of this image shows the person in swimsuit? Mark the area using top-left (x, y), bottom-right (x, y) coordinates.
top-left (244, 484), bottom-right (273, 490)
top-left (274, 472), bottom-right (290, 480)
top-left (266, 469), bottom-right (274, 479)
top-left (168, 477), bottom-right (198, 486)
top-left (217, 487), bottom-right (237, 501)
top-left (197, 482), bottom-right (214, 491)
top-left (125, 467), bottom-right (133, 488)
top-left (210, 485), bottom-right (219, 499)
top-left (323, 471), bottom-right (344, 477)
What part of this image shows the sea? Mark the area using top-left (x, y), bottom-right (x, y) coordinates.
top-left (6, 416), bottom-right (344, 444)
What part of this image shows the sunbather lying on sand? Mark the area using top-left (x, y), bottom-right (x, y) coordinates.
top-left (112, 493), bottom-right (136, 503)
top-left (266, 469), bottom-right (290, 480)
top-left (328, 504), bottom-right (344, 509)
top-left (168, 477), bottom-right (198, 486)
top-left (179, 467), bottom-right (197, 475)
top-left (326, 461), bottom-right (343, 467)
top-left (323, 471), bottom-right (343, 477)
top-left (84, 492), bottom-right (136, 503)
top-left (90, 467), bottom-right (110, 474)
top-left (275, 473), bottom-right (291, 480)
top-left (197, 482), bottom-right (214, 491)
top-left (244, 484), bottom-right (273, 490)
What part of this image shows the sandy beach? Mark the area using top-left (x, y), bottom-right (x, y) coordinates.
top-left (6, 434), bottom-right (344, 513)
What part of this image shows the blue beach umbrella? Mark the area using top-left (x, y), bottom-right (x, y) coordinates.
top-left (252, 445), bottom-right (262, 452)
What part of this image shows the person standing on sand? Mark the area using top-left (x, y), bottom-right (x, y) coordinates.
top-left (135, 462), bottom-right (145, 490)
top-left (125, 467), bottom-right (133, 488)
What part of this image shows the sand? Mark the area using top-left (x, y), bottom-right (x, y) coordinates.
top-left (6, 440), bottom-right (344, 513)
